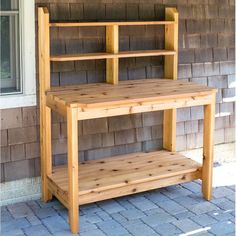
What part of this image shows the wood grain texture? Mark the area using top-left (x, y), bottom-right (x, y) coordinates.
top-left (202, 95), bottom-right (216, 200)
top-left (47, 150), bottom-right (202, 205)
top-left (38, 7), bottom-right (52, 202)
top-left (163, 8), bottom-right (179, 152)
top-left (106, 25), bottom-right (119, 84)
top-left (50, 21), bottom-right (175, 27)
top-left (67, 108), bottom-right (79, 233)
top-left (50, 50), bottom-right (176, 62)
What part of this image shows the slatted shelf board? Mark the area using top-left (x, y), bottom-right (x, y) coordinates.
top-left (47, 150), bottom-right (202, 207)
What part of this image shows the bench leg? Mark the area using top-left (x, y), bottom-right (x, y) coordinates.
top-left (67, 108), bottom-right (79, 234)
top-left (41, 106), bottom-right (52, 202)
top-left (202, 99), bottom-right (215, 200)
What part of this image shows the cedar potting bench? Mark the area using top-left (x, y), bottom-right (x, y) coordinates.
top-left (38, 7), bottom-right (217, 233)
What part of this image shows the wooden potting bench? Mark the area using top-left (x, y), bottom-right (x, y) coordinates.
top-left (38, 7), bottom-right (217, 233)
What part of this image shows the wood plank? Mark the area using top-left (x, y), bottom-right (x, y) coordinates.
top-left (67, 108), bottom-right (79, 234)
top-left (50, 50), bottom-right (176, 62)
top-left (79, 171), bottom-right (201, 205)
top-left (50, 21), bottom-right (176, 27)
top-left (106, 25), bottom-right (119, 84)
top-left (38, 7), bottom-right (52, 202)
top-left (163, 8), bottom-right (179, 152)
top-left (47, 150), bottom-right (202, 205)
top-left (202, 95), bottom-right (216, 200)
top-left (117, 50), bottom-right (176, 58)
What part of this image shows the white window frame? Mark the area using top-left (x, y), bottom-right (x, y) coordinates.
top-left (0, 0), bottom-right (36, 109)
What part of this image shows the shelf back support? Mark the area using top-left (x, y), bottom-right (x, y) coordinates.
top-left (38, 7), bottom-right (52, 202)
top-left (106, 25), bottom-right (119, 84)
top-left (163, 8), bottom-right (178, 152)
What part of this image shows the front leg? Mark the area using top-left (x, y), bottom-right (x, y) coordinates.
top-left (67, 107), bottom-right (79, 233)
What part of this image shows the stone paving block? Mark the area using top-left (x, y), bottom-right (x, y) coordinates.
top-left (161, 185), bottom-right (192, 199)
top-left (23, 224), bottom-right (51, 236)
top-left (116, 198), bottom-right (136, 210)
top-left (172, 218), bottom-right (201, 232)
top-left (124, 220), bottom-right (157, 236)
top-left (110, 212), bottom-right (128, 224)
top-left (80, 229), bottom-right (106, 236)
top-left (1, 229), bottom-right (25, 236)
top-left (157, 199), bottom-right (187, 215)
top-left (213, 186), bottom-right (235, 198)
top-left (128, 196), bottom-right (157, 211)
top-left (97, 199), bottom-right (125, 214)
top-left (190, 213), bottom-right (217, 227)
top-left (209, 220), bottom-right (235, 235)
top-left (98, 222), bottom-right (129, 236)
top-left (26, 214), bottom-right (41, 226)
top-left (80, 213), bottom-right (103, 224)
top-left (145, 190), bottom-right (171, 205)
top-left (1, 218), bottom-right (30, 232)
top-left (188, 202), bottom-right (220, 215)
top-left (33, 207), bottom-right (57, 219)
top-left (96, 210), bottom-right (112, 221)
top-left (1, 209), bottom-right (13, 222)
top-left (141, 212), bottom-right (176, 227)
top-left (173, 195), bottom-right (200, 206)
top-left (181, 182), bottom-right (201, 193)
top-left (174, 210), bottom-right (196, 220)
top-left (212, 198), bottom-right (235, 211)
top-left (42, 215), bottom-right (69, 233)
top-left (120, 208), bottom-right (146, 220)
top-left (7, 202), bottom-right (33, 219)
top-left (154, 222), bottom-right (182, 235)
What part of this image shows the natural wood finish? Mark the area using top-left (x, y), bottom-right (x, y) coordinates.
top-left (50, 50), bottom-right (176, 62)
top-left (47, 150), bottom-right (202, 205)
top-left (46, 79), bottom-right (216, 110)
top-left (39, 7), bottom-right (217, 234)
top-left (163, 8), bottom-right (179, 152)
top-left (202, 95), bottom-right (216, 200)
top-left (67, 108), bottom-right (79, 233)
top-left (106, 25), bottom-right (119, 84)
top-left (38, 7), bottom-right (52, 202)
top-left (50, 21), bottom-right (175, 27)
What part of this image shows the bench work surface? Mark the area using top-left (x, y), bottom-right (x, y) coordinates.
top-left (46, 79), bottom-right (216, 119)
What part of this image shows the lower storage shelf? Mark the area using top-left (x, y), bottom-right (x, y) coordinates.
top-left (47, 150), bottom-right (202, 207)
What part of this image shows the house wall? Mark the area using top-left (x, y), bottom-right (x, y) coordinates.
top-left (0, 0), bottom-right (235, 183)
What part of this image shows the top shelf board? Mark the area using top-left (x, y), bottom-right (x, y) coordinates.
top-left (49, 21), bottom-right (176, 27)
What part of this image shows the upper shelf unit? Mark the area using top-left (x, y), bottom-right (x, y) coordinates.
top-left (49, 21), bottom-right (176, 27)
top-left (40, 7), bottom-right (178, 85)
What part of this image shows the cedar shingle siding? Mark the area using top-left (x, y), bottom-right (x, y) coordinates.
top-left (1, 0), bottom-right (235, 182)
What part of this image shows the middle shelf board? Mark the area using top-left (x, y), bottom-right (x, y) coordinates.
top-left (49, 21), bottom-right (175, 27)
top-left (50, 50), bottom-right (176, 62)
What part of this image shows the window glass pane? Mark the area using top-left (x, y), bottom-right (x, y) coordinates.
top-left (0, 0), bottom-right (20, 94)
top-left (0, 0), bottom-right (19, 11)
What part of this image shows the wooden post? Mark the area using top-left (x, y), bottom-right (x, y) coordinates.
top-left (106, 25), bottom-right (119, 84)
top-left (38, 7), bottom-right (52, 202)
top-left (163, 8), bottom-right (178, 152)
top-left (67, 107), bottom-right (79, 234)
top-left (202, 95), bottom-right (216, 200)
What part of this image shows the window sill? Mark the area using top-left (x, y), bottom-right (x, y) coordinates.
top-left (0, 94), bottom-right (36, 109)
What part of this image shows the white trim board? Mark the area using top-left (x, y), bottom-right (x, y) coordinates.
top-left (0, 142), bottom-right (235, 206)
top-left (0, 0), bottom-right (36, 109)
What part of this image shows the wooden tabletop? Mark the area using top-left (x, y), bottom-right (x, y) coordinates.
top-left (46, 79), bottom-right (217, 109)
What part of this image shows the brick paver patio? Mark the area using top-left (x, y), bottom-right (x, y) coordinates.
top-left (1, 162), bottom-right (235, 236)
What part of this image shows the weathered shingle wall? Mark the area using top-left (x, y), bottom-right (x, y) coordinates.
top-left (1, 0), bottom-right (235, 182)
